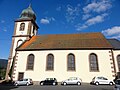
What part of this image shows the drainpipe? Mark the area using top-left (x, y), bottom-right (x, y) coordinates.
top-left (111, 49), bottom-right (116, 76)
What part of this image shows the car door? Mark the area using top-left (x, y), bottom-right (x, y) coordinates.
top-left (99, 77), bottom-right (108, 84)
top-left (49, 78), bottom-right (54, 85)
top-left (102, 77), bottom-right (109, 84)
top-left (97, 77), bottom-right (104, 84)
top-left (72, 77), bottom-right (78, 84)
top-left (67, 79), bottom-right (73, 84)
top-left (44, 80), bottom-right (48, 85)
top-left (18, 79), bottom-right (24, 85)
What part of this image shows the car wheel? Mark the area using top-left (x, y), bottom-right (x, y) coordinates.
top-left (26, 82), bottom-right (29, 86)
top-left (95, 82), bottom-right (99, 86)
top-left (63, 82), bottom-right (67, 85)
top-left (53, 82), bottom-right (56, 85)
top-left (15, 83), bottom-right (18, 86)
top-left (109, 82), bottom-right (113, 85)
top-left (40, 82), bottom-right (43, 86)
top-left (77, 82), bottom-right (81, 85)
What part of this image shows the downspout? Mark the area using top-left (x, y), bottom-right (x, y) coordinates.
top-left (111, 49), bottom-right (116, 75)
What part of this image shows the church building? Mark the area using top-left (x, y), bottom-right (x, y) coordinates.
top-left (6, 5), bottom-right (120, 84)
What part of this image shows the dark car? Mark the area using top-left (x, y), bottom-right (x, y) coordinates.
top-left (40, 78), bottom-right (57, 85)
top-left (114, 79), bottom-right (120, 90)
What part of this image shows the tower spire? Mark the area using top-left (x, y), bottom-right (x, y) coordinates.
top-left (29, 0), bottom-right (32, 7)
top-left (28, 3), bottom-right (32, 8)
top-left (19, 2), bottom-right (36, 21)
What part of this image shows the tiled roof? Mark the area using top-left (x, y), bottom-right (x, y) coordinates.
top-left (17, 32), bottom-right (112, 50)
top-left (108, 39), bottom-right (120, 50)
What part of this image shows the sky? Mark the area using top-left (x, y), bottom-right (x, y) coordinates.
top-left (0, 0), bottom-right (120, 59)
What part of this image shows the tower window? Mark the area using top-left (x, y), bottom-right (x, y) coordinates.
top-left (17, 40), bottom-right (23, 47)
top-left (20, 23), bottom-right (25, 31)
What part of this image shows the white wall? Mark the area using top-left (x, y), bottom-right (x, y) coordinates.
top-left (13, 49), bottom-right (114, 83)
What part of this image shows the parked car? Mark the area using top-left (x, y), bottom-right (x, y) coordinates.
top-left (14, 78), bottom-right (33, 86)
top-left (40, 78), bottom-right (58, 85)
top-left (61, 77), bottom-right (82, 85)
top-left (114, 79), bottom-right (120, 90)
top-left (90, 76), bottom-right (114, 85)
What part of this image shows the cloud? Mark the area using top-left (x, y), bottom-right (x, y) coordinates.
top-left (1, 20), bottom-right (5, 23)
top-left (86, 13), bottom-right (107, 26)
top-left (82, 14), bottom-right (91, 20)
top-left (82, 0), bottom-right (112, 20)
top-left (56, 6), bottom-right (62, 11)
top-left (40, 18), bottom-right (50, 24)
top-left (49, 17), bottom-right (55, 21)
top-left (75, 24), bottom-right (88, 31)
top-left (83, 0), bottom-right (112, 14)
top-left (77, 0), bottom-right (112, 31)
top-left (65, 4), bottom-right (80, 23)
top-left (75, 14), bottom-right (107, 31)
top-left (3, 28), bottom-right (7, 32)
top-left (40, 17), bottom-right (55, 24)
top-left (102, 26), bottom-right (120, 37)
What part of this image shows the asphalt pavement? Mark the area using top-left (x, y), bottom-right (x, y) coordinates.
top-left (0, 83), bottom-right (114, 90)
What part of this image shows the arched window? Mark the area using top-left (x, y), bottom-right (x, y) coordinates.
top-left (89, 53), bottom-right (99, 71)
top-left (20, 23), bottom-right (25, 31)
top-left (17, 40), bottom-right (23, 47)
top-left (67, 53), bottom-right (75, 71)
top-left (26, 54), bottom-right (34, 70)
top-left (117, 55), bottom-right (120, 71)
top-left (46, 54), bottom-right (54, 71)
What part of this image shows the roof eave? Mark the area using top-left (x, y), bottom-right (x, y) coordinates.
top-left (16, 47), bottom-right (113, 51)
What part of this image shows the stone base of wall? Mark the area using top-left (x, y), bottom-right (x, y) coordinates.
top-left (33, 81), bottom-right (40, 85)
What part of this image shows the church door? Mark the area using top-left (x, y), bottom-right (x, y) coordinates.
top-left (18, 72), bottom-right (24, 80)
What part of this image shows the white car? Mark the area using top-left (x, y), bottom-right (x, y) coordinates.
top-left (14, 78), bottom-right (33, 86)
top-left (91, 76), bottom-right (114, 85)
top-left (61, 77), bottom-right (82, 85)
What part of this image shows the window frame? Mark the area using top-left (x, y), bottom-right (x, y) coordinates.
top-left (26, 54), bottom-right (35, 70)
top-left (16, 39), bottom-right (23, 47)
top-left (19, 23), bottom-right (25, 31)
top-left (89, 53), bottom-right (99, 72)
top-left (67, 53), bottom-right (76, 71)
top-left (117, 55), bottom-right (120, 71)
top-left (46, 54), bottom-right (54, 71)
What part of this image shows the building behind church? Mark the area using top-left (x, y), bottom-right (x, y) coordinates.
top-left (6, 5), bottom-right (120, 84)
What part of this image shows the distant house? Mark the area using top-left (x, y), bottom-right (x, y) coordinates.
top-left (6, 5), bottom-right (120, 84)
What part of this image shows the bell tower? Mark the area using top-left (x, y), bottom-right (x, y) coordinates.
top-left (6, 4), bottom-right (39, 79)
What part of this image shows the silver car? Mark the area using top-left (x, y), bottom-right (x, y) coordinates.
top-left (14, 78), bottom-right (33, 86)
top-left (61, 77), bottom-right (82, 85)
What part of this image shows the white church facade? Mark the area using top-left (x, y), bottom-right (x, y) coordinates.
top-left (6, 5), bottom-right (120, 84)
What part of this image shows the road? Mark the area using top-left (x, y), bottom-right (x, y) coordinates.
top-left (0, 84), bottom-right (114, 90)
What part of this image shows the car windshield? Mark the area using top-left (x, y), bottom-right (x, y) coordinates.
top-left (23, 79), bottom-right (28, 81)
top-left (46, 78), bottom-right (55, 80)
top-left (46, 78), bottom-right (50, 80)
top-left (19, 79), bottom-right (23, 81)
